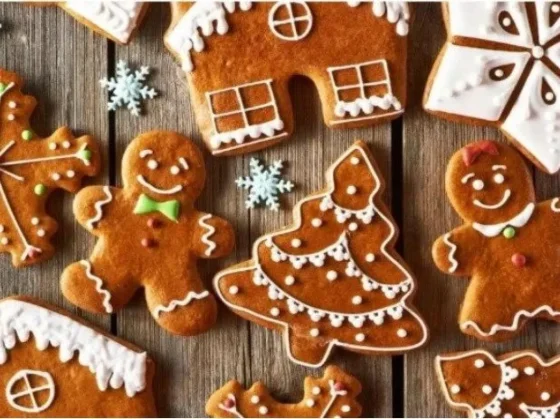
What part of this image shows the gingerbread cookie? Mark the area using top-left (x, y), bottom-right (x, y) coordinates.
top-left (207, 365), bottom-right (361, 418)
top-left (61, 131), bottom-right (235, 336)
top-left (436, 349), bottom-right (560, 418)
top-left (165, 2), bottom-right (411, 156)
top-left (0, 296), bottom-right (156, 417)
top-left (433, 140), bottom-right (560, 341)
top-left (0, 69), bottom-right (100, 267)
top-left (214, 141), bottom-right (428, 367)
top-left (424, 2), bottom-right (560, 174)
top-left (57, 1), bottom-right (148, 45)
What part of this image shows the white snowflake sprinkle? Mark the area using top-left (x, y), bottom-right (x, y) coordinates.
top-left (99, 60), bottom-right (157, 117)
top-left (236, 158), bottom-right (294, 211)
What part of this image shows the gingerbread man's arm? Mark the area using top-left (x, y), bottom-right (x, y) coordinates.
top-left (191, 211), bottom-right (235, 259)
top-left (73, 185), bottom-right (120, 234)
top-left (432, 225), bottom-right (481, 277)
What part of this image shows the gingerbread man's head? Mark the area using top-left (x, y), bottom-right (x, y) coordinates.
top-left (445, 141), bottom-right (535, 225)
top-left (122, 131), bottom-right (206, 203)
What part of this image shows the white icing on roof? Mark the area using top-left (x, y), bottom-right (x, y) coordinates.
top-left (0, 299), bottom-right (147, 398)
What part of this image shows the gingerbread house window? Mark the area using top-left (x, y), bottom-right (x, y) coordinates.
top-left (6, 369), bottom-right (55, 414)
top-left (268, 1), bottom-right (313, 41)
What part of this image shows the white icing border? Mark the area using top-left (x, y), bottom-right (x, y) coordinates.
top-left (214, 143), bottom-right (428, 367)
top-left (86, 186), bottom-right (113, 230)
top-left (442, 233), bottom-right (458, 273)
top-left (198, 214), bottom-right (217, 256)
top-left (152, 291), bottom-right (210, 318)
top-left (80, 260), bottom-right (113, 314)
top-left (0, 299), bottom-right (147, 397)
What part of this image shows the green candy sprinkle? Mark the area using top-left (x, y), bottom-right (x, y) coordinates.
top-left (21, 130), bottom-right (33, 141)
top-left (78, 148), bottom-right (92, 162)
top-left (503, 226), bottom-right (516, 239)
top-left (34, 184), bottom-right (47, 196)
top-left (0, 83), bottom-right (6, 93)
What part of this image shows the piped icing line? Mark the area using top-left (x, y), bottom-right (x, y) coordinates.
top-left (519, 401), bottom-right (560, 418)
top-left (552, 198), bottom-right (560, 213)
top-left (198, 214), bottom-right (217, 256)
top-left (334, 94), bottom-right (402, 119)
top-left (461, 305), bottom-right (560, 337)
top-left (80, 260), bottom-right (113, 314)
top-left (472, 203), bottom-right (535, 237)
top-left (86, 186), bottom-right (113, 230)
top-left (442, 233), bottom-right (458, 273)
top-left (136, 175), bottom-right (183, 195)
top-left (215, 143), bottom-right (429, 368)
top-left (209, 118), bottom-right (285, 151)
top-left (346, 1), bottom-right (410, 36)
top-left (0, 143), bottom-right (92, 167)
top-left (0, 140), bottom-right (15, 158)
top-left (320, 380), bottom-right (349, 418)
top-left (166, 1), bottom-right (253, 72)
top-left (0, 299), bottom-right (147, 397)
top-left (435, 350), bottom-right (560, 419)
top-left (0, 167), bottom-right (24, 182)
top-left (319, 195), bottom-right (375, 224)
top-left (152, 291), bottom-right (210, 318)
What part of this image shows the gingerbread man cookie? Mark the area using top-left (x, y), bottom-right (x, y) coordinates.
top-left (215, 141), bottom-right (428, 367)
top-left (433, 140), bottom-right (560, 341)
top-left (436, 349), bottom-right (560, 418)
top-left (165, 2), bottom-right (411, 155)
top-left (206, 366), bottom-right (362, 418)
top-left (61, 131), bottom-right (235, 336)
top-left (0, 69), bottom-right (100, 267)
top-left (0, 296), bottom-right (156, 417)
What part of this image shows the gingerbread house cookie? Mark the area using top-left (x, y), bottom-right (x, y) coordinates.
top-left (436, 349), bottom-right (560, 418)
top-left (0, 296), bottom-right (156, 417)
top-left (424, 2), bottom-right (560, 174)
top-left (214, 141), bottom-right (428, 367)
top-left (165, 2), bottom-right (411, 156)
top-left (206, 365), bottom-right (362, 418)
top-left (433, 140), bottom-right (560, 341)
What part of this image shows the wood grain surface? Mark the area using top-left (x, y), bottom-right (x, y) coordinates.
top-left (0, 3), bottom-right (558, 418)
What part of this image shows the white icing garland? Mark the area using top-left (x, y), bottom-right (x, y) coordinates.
top-left (319, 195), bottom-right (375, 224)
top-left (334, 94), bottom-right (402, 118)
top-left (442, 233), bottom-right (458, 273)
top-left (198, 214), bottom-right (217, 256)
top-left (347, 1), bottom-right (410, 36)
top-left (0, 299), bottom-right (147, 397)
top-left (552, 198), bottom-right (560, 213)
top-left (210, 118), bottom-right (285, 151)
top-left (152, 291), bottom-right (210, 318)
top-left (86, 186), bottom-right (113, 230)
top-left (80, 260), bottom-right (113, 314)
top-left (520, 401), bottom-right (560, 418)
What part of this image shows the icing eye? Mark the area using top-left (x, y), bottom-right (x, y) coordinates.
top-left (472, 179), bottom-right (485, 191)
top-left (147, 159), bottom-right (158, 170)
top-left (498, 11), bottom-right (519, 35)
top-left (170, 165), bottom-right (180, 175)
top-left (493, 173), bottom-right (505, 184)
top-left (550, 3), bottom-right (560, 26)
top-left (541, 78), bottom-right (557, 105)
top-left (489, 64), bottom-right (515, 81)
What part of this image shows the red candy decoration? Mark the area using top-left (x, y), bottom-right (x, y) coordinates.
top-left (141, 238), bottom-right (155, 248)
top-left (462, 141), bottom-right (499, 166)
top-left (223, 398), bottom-right (235, 409)
top-left (147, 218), bottom-right (160, 228)
top-left (28, 249), bottom-right (40, 259)
top-left (511, 253), bottom-right (527, 268)
top-left (334, 382), bottom-right (346, 392)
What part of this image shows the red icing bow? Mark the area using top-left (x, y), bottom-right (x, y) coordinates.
top-left (462, 141), bottom-right (499, 166)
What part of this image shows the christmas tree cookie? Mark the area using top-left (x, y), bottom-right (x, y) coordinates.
top-left (214, 141), bottom-right (428, 367)
top-left (206, 366), bottom-right (362, 418)
top-left (0, 68), bottom-right (100, 267)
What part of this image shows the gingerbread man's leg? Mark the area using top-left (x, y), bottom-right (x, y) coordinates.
top-left (144, 271), bottom-right (217, 336)
top-left (61, 250), bottom-right (138, 314)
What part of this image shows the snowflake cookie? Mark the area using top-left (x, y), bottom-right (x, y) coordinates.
top-left (215, 141), bottom-right (428, 367)
top-left (0, 69), bottom-right (100, 267)
top-left (236, 158), bottom-right (294, 211)
top-left (424, 2), bottom-right (560, 174)
top-left (99, 60), bottom-right (157, 117)
top-left (206, 366), bottom-right (362, 418)
top-left (437, 349), bottom-right (560, 419)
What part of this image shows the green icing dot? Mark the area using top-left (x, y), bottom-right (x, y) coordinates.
top-left (78, 148), bottom-right (92, 162)
top-left (34, 184), bottom-right (47, 196)
top-left (21, 130), bottom-right (33, 141)
top-left (503, 226), bottom-right (516, 239)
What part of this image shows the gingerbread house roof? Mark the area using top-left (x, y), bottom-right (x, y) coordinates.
top-left (166, 1), bottom-right (410, 72)
top-left (0, 299), bottom-right (147, 398)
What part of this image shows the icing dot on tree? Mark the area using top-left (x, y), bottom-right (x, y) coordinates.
top-left (311, 218), bottom-right (323, 227)
top-left (397, 328), bottom-right (407, 338)
top-left (346, 185), bottom-right (357, 195)
top-left (270, 307), bottom-right (280, 317)
top-left (326, 270), bottom-right (338, 281)
top-left (482, 385), bottom-right (492, 395)
top-left (352, 296), bottom-right (362, 305)
top-left (366, 253), bottom-right (375, 262)
top-left (310, 328), bottom-right (319, 337)
top-left (450, 385), bottom-right (461, 394)
top-left (524, 367), bottom-right (535, 375)
top-left (291, 238), bottom-right (302, 248)
top-left (474, 359), bottom-right (485, 368)
top-left (229, 285), bottom-right (239, 295)
top-left (284, 275), bottom-right (295, 286)
top-left (355, 333), bottom-right (365, 342)
top-left (251, 395), bottom-right (260, 404)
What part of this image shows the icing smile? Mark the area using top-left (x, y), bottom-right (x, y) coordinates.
top-left (137, 175), bottom-right (183, 195)
top-left (473, 189), bottom-right (511, 210)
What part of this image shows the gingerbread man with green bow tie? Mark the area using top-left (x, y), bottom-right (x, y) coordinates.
top-left (61, 131), bottom-right (235, 336)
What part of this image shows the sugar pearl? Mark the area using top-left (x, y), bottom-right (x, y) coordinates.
top-left (451, 385), bottom-right (461, 395)
top-left (51, 173), bottom-right (61, 181)
top-left (270, 307), bottom-right (280, 317)
top-left (284, 275), bottom-right (295, 286)
top-left (346, 185), bottom-right (357, 195)
top-left (482, 385), bottom-right (492, 395)
top-left (258, 406), bottom-right (268, 415)
top-left (229, 285), bottom-right (239, 295)
top-left (349, 222), bottom-right (358, 232)
top-left (326, 270), bottom-right (338, 281)
top-left (251, 395), bottom-right (260, 404)
top-left (170, 165), bottom-right (180, 175)
top-left (49, 143), bottom-right (57, 150)
top-left (0, 225), bottom-right (4, 233)
top-left (1, 237), bottom-right (9, 245)
top-left (311, 218), bottom-right (323, 227)
top-left (306, 399), bottom-right (315, 407)
top-left (366, 253), bottom-right (375, 262)
top-left (355, 333), bottom-right (365, 342)
top-left (310, 328), bottom-right (319, 337)
top-left (474, 359), bottom-right (485, 369)
top-left (31, 217), bottom-right (39, 226)
top-left (341, 405), bottom-right (351, 413)
top-left (66, 170), bottom-right (75, 178)
top-left (397, 328), bottom-right (407, 338)
top-left (7, 114), bottom-right (15, 121)
top-left (291, 238), bottom-right (302, 248)
top-left (524, 367), bottom-right (535, 376)
top-left (37, 229), bottom-right (45, 237)
top-left (352, 296), bottom-right (362, 305)
top-left (541, 392), bottom-right (551, 401)
top-left (8, 101), bottom-right (16, 109)
top-left (351, 157), bottom-right (360, 165)
top-left (62, 141), bottom-right (71, 149)
top-left (312, 387), bottom-right (321, 395)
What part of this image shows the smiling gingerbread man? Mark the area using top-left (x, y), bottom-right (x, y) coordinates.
top-left (433, 140), bottom-right (560, 341)
top-left (61, 131), bottom-right (235, 336)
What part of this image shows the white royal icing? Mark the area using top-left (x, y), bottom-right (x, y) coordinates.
top-left (198, 214), bottom-right (217, 256)
top-left (347, 1), bottom-right (410, 36)
top-left (214, 143), bottom-right (428, 368)
top-left (442, 233), bottom-right (458, 273)
top-left (86, 186), bottom-right (113, 230)
top-left (64, 1), bottom-right (145, 43)
top-left (472, 203), bottom-right (535, 237)
top-left (0, 299), bottom-right (147, 397)
top-left (80, 260), bottom-right (113, 314)
top-left (552, 198), bottom-right (560, 213)
top-left (136, 175), bottom-right (183, 195)
top-left (268, 1), bottom-right (313, 42)
top-left (152, 291), bottom-right (210, 318)
top-left (6, 369), bottom-right (55, 413)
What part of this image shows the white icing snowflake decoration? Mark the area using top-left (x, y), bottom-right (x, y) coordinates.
top-left (99, 60), bottom-right (157, 116)
top-left (425, 2), bottom-right (560, 174)
top-left (236, 158), bottom-right (294, 211)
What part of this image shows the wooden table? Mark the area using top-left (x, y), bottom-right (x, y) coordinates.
top-left (1, 3), bottom-right (558, 417)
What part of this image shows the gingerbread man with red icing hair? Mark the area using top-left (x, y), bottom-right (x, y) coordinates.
top-left (433, 140), bottom-right (560, 341)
